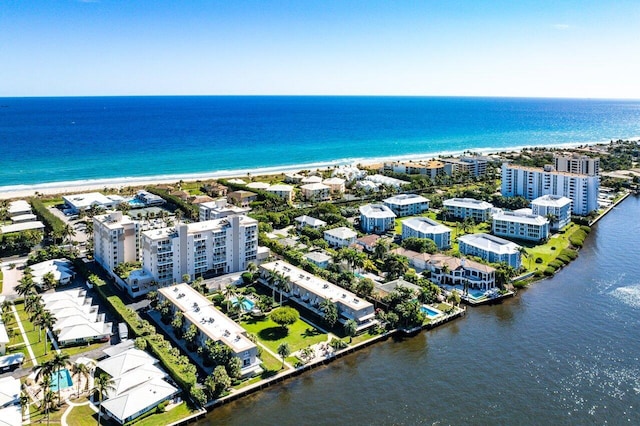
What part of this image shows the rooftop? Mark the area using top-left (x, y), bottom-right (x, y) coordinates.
top-left (503, 163), bottom-right (593, 178)
top-left (532, 194), bottom-right (573, 207)
top-left (97, 348), bottom-right (158, 378)
top-left (7, 200), bottom-right (31, 215)
top-left (0, 221), bottom-right (45, 234)
top-left (402, 217), bottom-right (450, 234)
top-left (261, 261), bottom-right (373, 312)
top-left (159, 284), bottom-right (256, 353)
top-left (359, 204), bottom-right (397, 219)
top-left (101, 378), bottom-right (178, 423)
top-left (493, 211), bottom-right (549, 226)
top-left (295, 215), bottom-right (327, 228)
top-left (383, 194), bottom-right (430, 205)
top-left (443, 198), bottom-right (493, 210)
top-left (458, 233), bottom-right (521, 254)
top-left (300, 182), bottom-right (331, 191)
top-left (324, 226), bottom-right (357, 240)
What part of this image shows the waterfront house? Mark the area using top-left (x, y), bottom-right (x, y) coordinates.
top-left (442, 198), bottom-right (494, 222)
top-left (457, 233), bottom-right (522, 269)
top-left (260, 261), bottom-right (377, 331)
top-left (62, 192), bottom-right (122, 214)
top-left (383, 194), bottom-right (430, 217)
top-left (359, 204), bottom-right (396, 234)
top-left (158, 284), bottom-right (262, 377)
top-left (401, 217), bottom-right (451, 249)
top-left (323, 227), bottom-right (358, 248)
top-left (492, 210), bottom-right (549, 242)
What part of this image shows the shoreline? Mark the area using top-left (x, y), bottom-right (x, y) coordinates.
top-left (0, 139), bottom-right (621, 200)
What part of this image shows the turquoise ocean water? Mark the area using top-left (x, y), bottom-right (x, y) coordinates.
top-left (1, 96), bottom-right (639, 189)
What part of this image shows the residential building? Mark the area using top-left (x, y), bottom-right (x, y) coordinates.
top-left (426, 253), bottom-right (496, 290)
top-left (0, 221), bottom-right (45, 234)
top-left (97, 348), bottom-right (179, 425)
top-left (323, 227), bottom-right (358, 248)
top-left (442, 156), bottom-right (489, 177)
top-left (354, 234), bottom-right (380, 252)
top-left (158, 284), bottom-right (262, 376)
top-left (554, 153), bottom-right (600, 176)
top-left (41, 289), bottom-right (112, 346)
top-left (265, 184), bottom-right (295, 203)
top-left (260, 261), bottom-right (377, 331)
top-left (383, 194), bottom-right (430, 217)
top-left (331, 165), bottom-right (366, 181)
top-left (492, 211), bottom-right (550, 242)
top-left (202, 182), bottom-right (228, 197)
top-left (0, 376), bottom-right (21, 426)
top-left (284, 173), bottom-right (304, 184)
top-left (384, 160), bottom-right (445, 178)
top-left (301, 175), bottom-right (323, 184)
top-left (323, 177), bottom-right (346, 193)
top-left (458, 233), bottom-right (522, 269)
top-left (30, 258), bottom-right (76, 289)
top-left (365, 174), bottom-right (410, 189)
top-left (304, 251), bottom-right (332, 269)
top-left (401, 217), bottom-right (451, 249)
top-left (94, 211), bottom-right (140, 273)
top-left (300, 183), bottom-right (331, 201)
top-left (501, 163), bottom-right (599, 215)
top-left (134, 190), bottom-right (165, 206)
top-left (62, 192), bottom-right (123, 214)
top-left (7, 200), bottom-right (32, 217)
top-left (142, 215), bottom-right (258, 285)
top-left (531, 195), bottom-right (573, 231)
top-left (227, 190), bottom-right (257, 207)
top-left (359, 204), bottom-right (396, 234)
top-left (443, 198), bottom-right (494, 222)
top-left (374, 278), bottom-right (422, 299)
top-left (199, 199), bottom-right (250, 221)
top-left (245, 181), bottom-right (271, 191)
top-left (295, 215), bottom-right (327, 229)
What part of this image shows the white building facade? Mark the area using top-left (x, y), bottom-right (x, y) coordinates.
top-left (501, 164), bottom-right (599, 215)
top-left (492, 211), bottom-right (550, 242)
top-left (383, 194), bottom-right (430, 217)
top-left (94, 212), bottom-right (140, 273)
top-left (554, 154), bottom-right (599, 176)
top-left (323, 227), bottom-right (357, 248)
top-left (531, 195), bottom-right (572, 231)
top-left (458, 233), bottom-right (522, 269)
top-left (142, 215), bottom-right (258, 285)
top-left (443, 198), bottom-right (494, 222)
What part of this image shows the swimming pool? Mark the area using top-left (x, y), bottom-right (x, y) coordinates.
top-left (230, 297), bottom-right (255, 311)
top-left (50, 368), bottom-right (73, 392)
top-left (468, 289), bottom-right (487, 300)
top-left (420, 306), bottom-right (442, 318)
top-left (128, 198), bottom-right (146, 208)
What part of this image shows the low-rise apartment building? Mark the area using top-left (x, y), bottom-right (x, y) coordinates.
top-left (443, 198), bottom-right (494, 222)
top-left (383, 194), bottom-right (430, 217)
top-left (531, 195), bottom-right (572, 231)
top-left (359, 204), bottom-right (396, 234)
top-left (323, 227), bottom-right (357, 248)
top-left (401, 217), bottom-right (451, 249)
top-left (492, 211), bottom-right (550, 242)
top-left (458, 233), bottom-right (522, 269)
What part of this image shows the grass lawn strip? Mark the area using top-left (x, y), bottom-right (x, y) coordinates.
top-left (15, 301), bottom-right (55, 365)
top-left (522, 223), bottom-right (581, 273)
top-left (240, 316), bottom-right (328, 354)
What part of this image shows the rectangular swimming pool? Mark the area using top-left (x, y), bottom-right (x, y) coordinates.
top-left (468, 289), bottom-right (487, 300)
top-left (50, 368), bottom-right (73, 392)
top-left (231, 297), bottom-right (255, 311)
top-left (420, 306), bottom-right (442, 318)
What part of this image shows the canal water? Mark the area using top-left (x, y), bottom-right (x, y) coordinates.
top-left (199, 196), bottom-right (640, 425)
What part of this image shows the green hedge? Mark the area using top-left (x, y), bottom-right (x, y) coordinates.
top-left (145, 187), bottom-right (199, 219)
top-left (88, 273), bottom-right (198, 392)
top-left (560, 248), bottom-right (578, 260)
top-left (543, 266), bottom-right (556, 276)
top-left (29, 198), bottom-right (65, 235)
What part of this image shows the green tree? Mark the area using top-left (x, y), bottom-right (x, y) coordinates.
top-left (355, 278), bottom-right (375, 298)
top-left (72, 362), bottom-right (91, 397)
top-left (270, 307), bottom-right (299, 331)
top-left (94, 373), bottom-right (116, 426)
top-left (51, 351), bottom-right (71, 405)
top-left (227, 356), bottom-right (242, 379)
top-left (39, 378), bottom-right (56, 426)
top-left (206, 365), bottom-right (231, 397)
top-left (277, 342), bottom-right (290, 369)
top-left (183, 324), bottom-right (199, 351)
top-left (343, 319), bottom-right (358, 343)
top-left (319, 299), bottom-right (338, 328)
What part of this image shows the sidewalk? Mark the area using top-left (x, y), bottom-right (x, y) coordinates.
top-left (11, 303), bottom-right (37, 366)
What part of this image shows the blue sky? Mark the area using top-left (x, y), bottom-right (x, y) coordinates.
top-left (1, 0), bottom-right (639, 98)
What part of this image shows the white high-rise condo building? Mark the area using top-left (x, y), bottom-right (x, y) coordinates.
top-left (93, 212), bottom-right (140, 273)
top-left (554, 154), bottom-right (599, 176)
top-left (141, 215), bottom-right (258, 285)
top-left (501, 164), bottom-right (599, 215)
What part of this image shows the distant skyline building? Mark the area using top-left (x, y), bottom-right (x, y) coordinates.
top-left (554, 153), bottom-right (600, 176)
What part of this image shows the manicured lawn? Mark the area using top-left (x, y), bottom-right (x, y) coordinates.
top-left (15, 302), bottom-right (55, 365)
top-left (65, 400), bottom-right (96, 426)
top-left (348, 330), bottom-right (381, 346)
top-left (521, 223), bottom-right (581, 272)
top-left (60, 341), bottom-right (107, 357)
top-left (29, 402), bottom-right (66, 425)
top-left (258, 347), bottom-right (285, 372)
top-left (393, 211), bottom-right (438, 234)
top-left (134, 402), bottom-right (196, 426)
top-left (241, 315), bottom-right (327, 354)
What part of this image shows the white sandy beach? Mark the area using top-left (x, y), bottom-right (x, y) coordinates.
top-left (0, 140), bottom-right (616, 200)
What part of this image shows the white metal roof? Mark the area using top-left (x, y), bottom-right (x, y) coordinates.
top-left (402, 217), bottom-right (451, 234)
top-left (0, 221), bottom-right (45, 234)
top-left (493, 211), bottom-right (549, 226)
top-left (101, 378), bottom-right (178, 423)
top-left (458, 233), bottom-right (521, 254)
top-left (443, 197), bottom-right (493, 210)
top-left (323, 226), bottom-right (357, 240)
top-left (97, 348), bottom-right (158, 378)
top-left (383, 194), bottom-right (430, 205)
top-left (359, 204), bottom-right (397, 219)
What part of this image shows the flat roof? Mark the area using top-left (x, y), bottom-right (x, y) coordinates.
top-left (503, 163), bottom-right (594, 178)
top-left (7, 200), bottom-right (31, 215)
top-left (532, 195), bottom-right (573, 207)
top-left (261, 261), bottom-right (373, 312)
top-left (1, 221), bottom-right (45, 234)
top-left (402, 217), bottom-right (450, 234)
top-left (62, 192), bottom-right (117, 208)
top-left (305, 251), bottom-right (332, 263)
top-left (94, 212), bottom-right (137, 230)
top-left (458, 233), bottom-right (521, 254)
top-left (159, 284), bottom-right (255, 353)
top-left (359, 204), bottom-right (396, 219)
top-left (301, 182), bottom-right (331, 190)
top-left (443, 198), bottom-right (493, 210)
top-left (494, 211), bottom-right (549, 226)
top-left (383, 194), bottom-right (430, 205)
top-left (324, 226), bottom-right (357, 240)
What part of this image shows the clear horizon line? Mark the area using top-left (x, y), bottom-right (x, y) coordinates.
top-left (1, 93), bottom-right (639, 101)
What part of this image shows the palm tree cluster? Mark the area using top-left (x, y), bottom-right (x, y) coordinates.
top-left (17, 270), bottom-right (58, 354)
top-left (32, 351), bottom-right (73, 425)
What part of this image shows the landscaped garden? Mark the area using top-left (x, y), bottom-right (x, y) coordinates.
top-left (241, 314), bottom-right (328, 355)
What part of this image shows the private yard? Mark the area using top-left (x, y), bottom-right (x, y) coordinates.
top-left (64, 399), bottom-right (96, 426)
top-left (241, 315), bottom-right (328, 354)
top-left (15, 301), bottom-right (55, 365)
top-left (521, 223), bottom-right (583, 272)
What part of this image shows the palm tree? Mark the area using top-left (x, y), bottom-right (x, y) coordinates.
top-left (62, 224), bottom-right (76, 244)
top-left (39, 378), bottom-right (56, 426)
top-left (94, 373), bottom-right (116, 426)
top-left (34, 359), bottom-right (54, 383)
top-left (517, 246), bottom-right (531, 269)
top-left (223, 285), bottom-right (238, 312)
top-left (15, 275), bottom-right (37, 297)
top-left (278, 279), bottom-right (291, 306)
top-left (277, 342), bottom-right (290, 369)
top-left (73, 362), bottom-right (91, 397)
top-left (40, 311), bottom-right (57, 355)
top-left (31, 304), bottom-right (47, 342)
top-left (24, 294), bottom-right (42, 316)
top-left (51, 352), bottom-right (71, 406)
top-left (373, 239), bottom-right (390, 261)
